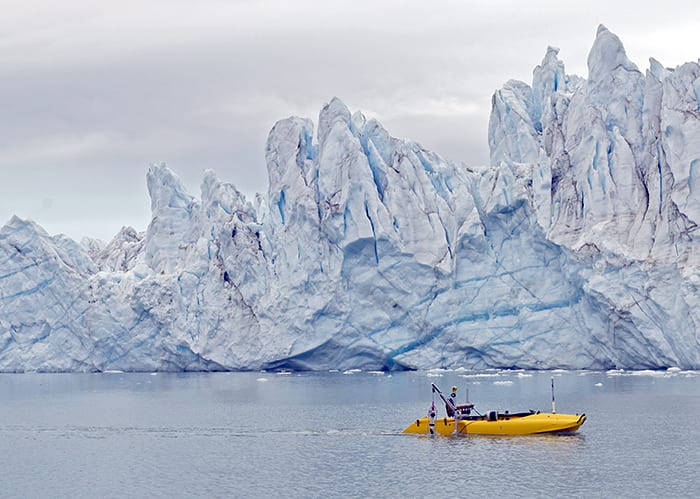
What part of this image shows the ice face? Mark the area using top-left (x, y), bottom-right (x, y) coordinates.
top-left (1, 26), bottom-right (699, 372)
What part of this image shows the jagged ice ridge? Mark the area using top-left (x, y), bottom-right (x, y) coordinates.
top-left (1, 25), bottom-right (699, 371)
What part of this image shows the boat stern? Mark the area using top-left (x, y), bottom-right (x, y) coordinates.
top-left (402, 416), bottom-right (456, 435)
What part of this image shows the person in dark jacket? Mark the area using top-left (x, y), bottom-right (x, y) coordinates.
top-left (445, 386), bottom-right (457, 417)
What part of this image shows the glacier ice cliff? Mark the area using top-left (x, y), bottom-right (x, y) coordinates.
top-left (1, 25), bottom-right (699, 371)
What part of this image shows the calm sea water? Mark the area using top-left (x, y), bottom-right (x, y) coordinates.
top-left (1, 369), bottom-right (699, 498)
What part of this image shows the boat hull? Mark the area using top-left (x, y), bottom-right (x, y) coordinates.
top-left (403, 413), bottom-right (586, 436)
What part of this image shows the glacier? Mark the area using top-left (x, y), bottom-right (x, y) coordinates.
top-left (1, 25), bottom-right (699, 372)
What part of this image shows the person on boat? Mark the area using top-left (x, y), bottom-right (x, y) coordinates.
top-left (445, 386), bottom-right (457, 417)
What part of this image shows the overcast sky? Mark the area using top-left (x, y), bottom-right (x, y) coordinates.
top-left (1, 0), bottom-right (698, 241)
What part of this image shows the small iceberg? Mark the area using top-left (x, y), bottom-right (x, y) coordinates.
top-left (630, 370), bottom-right (665, 377)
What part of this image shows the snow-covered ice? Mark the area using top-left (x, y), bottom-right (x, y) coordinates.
top-left (1, 26), bottom-right (699, 372)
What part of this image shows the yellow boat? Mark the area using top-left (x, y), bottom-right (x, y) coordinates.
top-left (403, 382), bottom-right (586, 436)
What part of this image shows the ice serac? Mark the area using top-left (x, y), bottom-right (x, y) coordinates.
top-left (0, 217), bottom-right (94, 371)
top-left (488, 24), bottom-right (700, 368)
top-left (1, 26), bottom-right (699, 371)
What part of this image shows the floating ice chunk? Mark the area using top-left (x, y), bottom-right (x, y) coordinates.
top-left (594, 382), bottom-right (603, 387)
top-left (494, 380), bottom-right (514, 385)
top-left (630, 370), bottom-right (665, 377)
top-left (256, 377), bottom-right (269, 382)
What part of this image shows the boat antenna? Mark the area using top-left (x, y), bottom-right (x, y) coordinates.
top-left (551, 376), bottom-right (556, 414)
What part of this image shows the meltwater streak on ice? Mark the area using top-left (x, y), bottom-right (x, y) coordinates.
top-left (1, 25), bottom-right (700, 372)
top-left (1, 370), bottom-right (699, 498)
